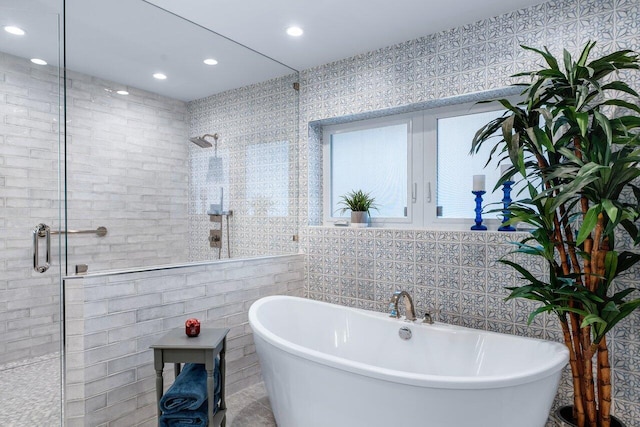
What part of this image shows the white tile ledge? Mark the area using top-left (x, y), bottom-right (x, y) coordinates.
top-left (309, 225), bottom-right (531, 235)
top-left (63, 253), bottom-right (303, 280)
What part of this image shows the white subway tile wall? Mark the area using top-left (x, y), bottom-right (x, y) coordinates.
top-left (64, 254), bottom-right (304, 426)
top-left (0, 52), bottom-right (62, 364)
top-left (297, 0), bottom-right (640, 423)
top-left (65, 70), bottom-right (190, 271)
top-left (0, 52), bottom-right (193, 365)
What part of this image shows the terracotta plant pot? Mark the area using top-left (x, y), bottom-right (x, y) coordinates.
top-left (350, 211), bottom-right (369, 227)
top-left (553, 406), bottom-right (627, 427)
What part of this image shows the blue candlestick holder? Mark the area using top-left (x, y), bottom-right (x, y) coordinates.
top-left (499, 180), bottom-right (516, 232)
top-left (471, 191), bottom-right (487, 230)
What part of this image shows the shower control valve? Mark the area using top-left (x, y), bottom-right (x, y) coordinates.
top-left (209, 229), bottom-right (223, 248)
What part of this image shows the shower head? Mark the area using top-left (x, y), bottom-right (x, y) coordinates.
top-left (189, 133), bottom-right (219, 148)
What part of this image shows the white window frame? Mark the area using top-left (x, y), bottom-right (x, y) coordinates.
top-left (424, 101), bottom-right (510, 230)
top-left (322, 99), bottom-right (516, 230)
top-left (322, 112), bottom-right (418, 227)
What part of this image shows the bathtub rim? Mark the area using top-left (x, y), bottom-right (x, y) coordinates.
top-left (249, 295), bottom-right (569, 390)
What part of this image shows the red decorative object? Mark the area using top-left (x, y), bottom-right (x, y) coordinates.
top-left (185, 318), bottom-right (200, 337)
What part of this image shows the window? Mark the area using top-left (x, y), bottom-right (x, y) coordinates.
top-left (435, 110), bottom-right (505, 220)
top-left (324, 116), bottom-right (411, 224)
top-left (323, 102), bottom-right (512, 228)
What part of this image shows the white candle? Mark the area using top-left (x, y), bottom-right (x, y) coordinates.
top-left (501, 164), bottom-right (510, 175)
top-left (473, 174), bottom-right (485, 192)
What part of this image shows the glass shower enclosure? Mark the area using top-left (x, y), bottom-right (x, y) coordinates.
top-left (1, 0), bottom-right (298, 424)
top-left (0, 0), bottom-right (64, 425)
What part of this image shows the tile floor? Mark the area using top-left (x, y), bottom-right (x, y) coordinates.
top-left (0, 353), bottom-right (61, 427)
top-left (229, 382), bottom-right (560, 427)
top-left (0, 355), bottom-right (561, 427)
top-left (226, 382), bottom-right (277, 426)
top-left (0, 352), bottom-right (276, 427)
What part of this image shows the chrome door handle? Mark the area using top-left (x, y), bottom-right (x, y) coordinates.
top-left (33, 223), bottom-right (51, 273)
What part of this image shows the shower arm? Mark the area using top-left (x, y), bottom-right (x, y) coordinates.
top-left (203, 133), bottom-right (219, 156)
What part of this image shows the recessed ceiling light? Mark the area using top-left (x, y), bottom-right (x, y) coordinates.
top-left (30, 58), bottom-right (47, 65)
top-left (203, 58), bottom-right (218, 66)
top-left (153, 73), bottom-right (167, 80)
top-left (116, 90), bottom-right (129, 95)
top-left (4, 26), bottom-right (25, 36)
top-left (286, 26), bottom-right (303, 37)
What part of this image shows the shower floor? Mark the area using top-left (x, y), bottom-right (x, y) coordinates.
top-left (0, 353), bottom-right (61, 426)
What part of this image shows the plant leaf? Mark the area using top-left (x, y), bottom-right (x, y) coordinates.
top-left (582, 313), bottom-right (606, 328)
top-left (575, 112), bottom-right (589, 137)
top-left (594, 110), bottom-right (613, 144)
top-left (602, 199), bottom-right (620, 224)
top-left (577, 204), bottom-right (601, 246)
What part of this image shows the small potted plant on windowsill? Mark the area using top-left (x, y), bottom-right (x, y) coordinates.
top-left (337, 190), bottom-right (378, 227)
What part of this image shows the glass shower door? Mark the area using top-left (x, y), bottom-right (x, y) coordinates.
top-left (0, 2), bottom-right (64, 426)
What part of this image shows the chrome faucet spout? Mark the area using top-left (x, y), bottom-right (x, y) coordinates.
top-left (388, 290), bottom-right (417, 321)
top-left (422, 312), bottom-right (434, 324)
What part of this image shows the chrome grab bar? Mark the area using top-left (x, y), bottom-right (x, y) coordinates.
top-left (37, 226), bottom-right (108, 237)
top-left (33, 223), bottom-right (51, 273)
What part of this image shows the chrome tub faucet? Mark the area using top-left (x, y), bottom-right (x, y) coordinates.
top-left (422, 312), bottom-right (434, 324)
top-left (388, 290), bottom-right (417, 321)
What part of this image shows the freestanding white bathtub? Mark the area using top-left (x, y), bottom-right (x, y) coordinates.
top-left (249, 295), bottom-right (568, 427)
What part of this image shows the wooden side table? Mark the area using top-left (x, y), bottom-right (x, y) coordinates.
top-left (151, 327), bottom-right (229, 427)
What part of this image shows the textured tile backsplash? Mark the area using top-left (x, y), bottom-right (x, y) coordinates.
top-left (187, 74), bottom-right (299, 261)
top-left (301, 225), bottom-right (640, 421)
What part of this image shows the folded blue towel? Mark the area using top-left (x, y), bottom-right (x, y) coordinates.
top-left (159, 360), bottom-right (220, 414)
top-left (159, 401), bottom-right (208, 427)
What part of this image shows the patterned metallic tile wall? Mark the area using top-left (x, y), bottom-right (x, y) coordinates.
top-left (187, 73), bottom-right (299, 261)
top-left (296, 0), bottom-right (640, 422)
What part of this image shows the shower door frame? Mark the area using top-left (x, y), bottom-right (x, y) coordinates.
top-left (0, 1), bottom-right (66, 426)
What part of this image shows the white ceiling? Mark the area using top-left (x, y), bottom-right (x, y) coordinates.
top-left (1, 0), bottom-right (295, 101)
top-left (0, 0), bottom-right (546, 101)
top-left (147, 0), bottom-right (547, 71)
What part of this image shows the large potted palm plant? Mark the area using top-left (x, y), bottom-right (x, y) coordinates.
top-left (472, 41), bottom-right (640, 427)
